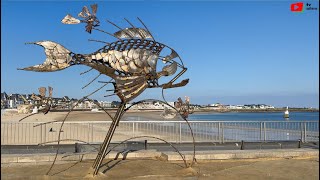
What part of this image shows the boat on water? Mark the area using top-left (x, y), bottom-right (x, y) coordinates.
top-left (284, 106), bottom-right (289, 118)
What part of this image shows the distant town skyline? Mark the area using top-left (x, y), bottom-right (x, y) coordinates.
top-left (1, 91), bottom-right (316, 109)
top-left (1, 1), bottom-right (319, 108)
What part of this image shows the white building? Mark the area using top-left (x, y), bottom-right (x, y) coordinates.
top-left (99, 101), bottom-right (112, 108)
top-left (130, 101), bottom-right (175, 109)
top-left (265, 105), bottom-right (275, 109)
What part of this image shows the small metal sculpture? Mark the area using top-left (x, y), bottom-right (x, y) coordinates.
top-left (161, 106), bottom-right (177, 119)
top-left (18, 86), bottom-right (55, 121)
top-left (161, 96), bottom-right (193, 119)
top-left (18, 4), bottom-right (192, 176)
top-left (33, 86), bottom-right (54, 114)
top-left (62, 4), bottom-right (99, 33)
top-left (175, 96), bottom-right (192, 119)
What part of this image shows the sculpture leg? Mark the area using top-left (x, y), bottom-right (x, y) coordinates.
top-left (92, 103), bottom-right (126, 175)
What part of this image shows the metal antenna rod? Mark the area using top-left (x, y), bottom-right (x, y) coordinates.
top-left (92, 27), bottom-right (124, 42)
top-left (106, 19), bottom-right (133, 38)
top-left (80, 68), bottom-right (94, 75)
top-left (82, 73), bottom-right (101, 89)
top-left (104, 93), bottom-right (117, 97)
top-left (88, 39), bottom-right (110, 44)
top-left (124, 18), bottom-right (144, 39)
top-left (137, 17), bottom-right (155, 41)
top-left (106, 19), bottom-right (122, 30)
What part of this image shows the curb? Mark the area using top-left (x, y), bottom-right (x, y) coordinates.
top-left (1, 149), bottom-right (318, 164)
top-left (174, 149), bottom-right (319, 161)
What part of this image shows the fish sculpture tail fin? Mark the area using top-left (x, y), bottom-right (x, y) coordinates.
top-left (18, 41), bottom-right (73, 72)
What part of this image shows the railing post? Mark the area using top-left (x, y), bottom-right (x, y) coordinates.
top-left (91, 124), bottom-right (93, 143)
top-left (260, 122), bottom-right (263, 141)
top-left (44, 124), bottom-right (47, 143)
top-left (304, 122), bottom-right (307, 143)
top-left (11, 123), bottom-right (13, 145)
top-left (300, 122), bottom-right (303, 142)
top-left (298, 139), bottom-right (301, 148)
top-left (263, 122), bottom-right (266, 141)
top-left (87, 123), bottom-right (90, 143)
top-left (218, 122), bottom-right (221, 144)
top-left (17, 123), bottom-right (19, 144)
top-left (240, 140), bottom-right (244, 150)
top-left (144, 140), bottom-right (147, 150)
top-left (179, 122), bottom-right (182, 143)
top-left (222, 123), bottom-right (224, 144)
top-left (40, 124), bottom-right (43, 144)
top-left (133, 122), bottom-right (135, 136)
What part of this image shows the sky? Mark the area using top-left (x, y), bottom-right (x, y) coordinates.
top-left (1, 0), bottom-right (319, 108)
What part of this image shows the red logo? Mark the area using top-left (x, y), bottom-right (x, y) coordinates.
top-left (291, 2), bottom-right (304, 12)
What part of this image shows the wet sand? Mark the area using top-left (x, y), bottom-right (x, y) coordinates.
top-left (1, 157), bottom-right (319, 179)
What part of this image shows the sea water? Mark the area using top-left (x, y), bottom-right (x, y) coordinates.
top-left (188, 112), bottom-right (319, 121)
top-left (187, 112), bottom-right (319, 141)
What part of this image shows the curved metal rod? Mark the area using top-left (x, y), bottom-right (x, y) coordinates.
top-left (25, 81), bottom-right (111, 125)
top-left (19, 105), bottom-right (51, 122)
top-left (45, 79), bottom-right (116, 175)
top-left (105, 135), bottom-right (188, 168)
top-left (38, 139), bottom-right (99, 151)
top-left (161, 88), bottom-right (168, 103)
top-left (161, 89), bottom-right (196, 166)
top-left (33, 90), bottom-right (115, 128)
top-left (45, 97), bottom-right (85, 175)
top-left (61, 150), bottom-right (96, 159)
top-left (124, 98), bottom-right (196, 166)
top-left (33, 120), bottom-right (62, 127)
top-left (19, 112), bottom-right (39, 122)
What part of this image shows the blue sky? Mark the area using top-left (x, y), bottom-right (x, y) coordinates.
top-left (1, 0), bottom-right (319, 108)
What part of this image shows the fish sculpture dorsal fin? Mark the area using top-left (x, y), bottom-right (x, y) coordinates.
top-left (114, 28), bottom-right (153, 39)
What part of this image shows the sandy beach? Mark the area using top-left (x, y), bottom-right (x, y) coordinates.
top-left (1, 110), bottom-right (182, 123)
top-left (1, 110), bottom-right (188, 145)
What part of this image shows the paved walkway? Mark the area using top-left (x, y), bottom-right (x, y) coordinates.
top-left (1, 154), bottom-right (318, 179)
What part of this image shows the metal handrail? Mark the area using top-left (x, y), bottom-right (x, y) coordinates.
top-left (1, 120), bottom-right (318, 124)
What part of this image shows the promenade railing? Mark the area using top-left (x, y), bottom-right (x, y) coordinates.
top-left (1, 121), bottom-right (319, 145)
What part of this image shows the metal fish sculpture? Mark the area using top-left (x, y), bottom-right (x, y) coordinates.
top-left (19, 6), bottom-right (188, 103)
top-left (18, 4), bottom-right (189, 176)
